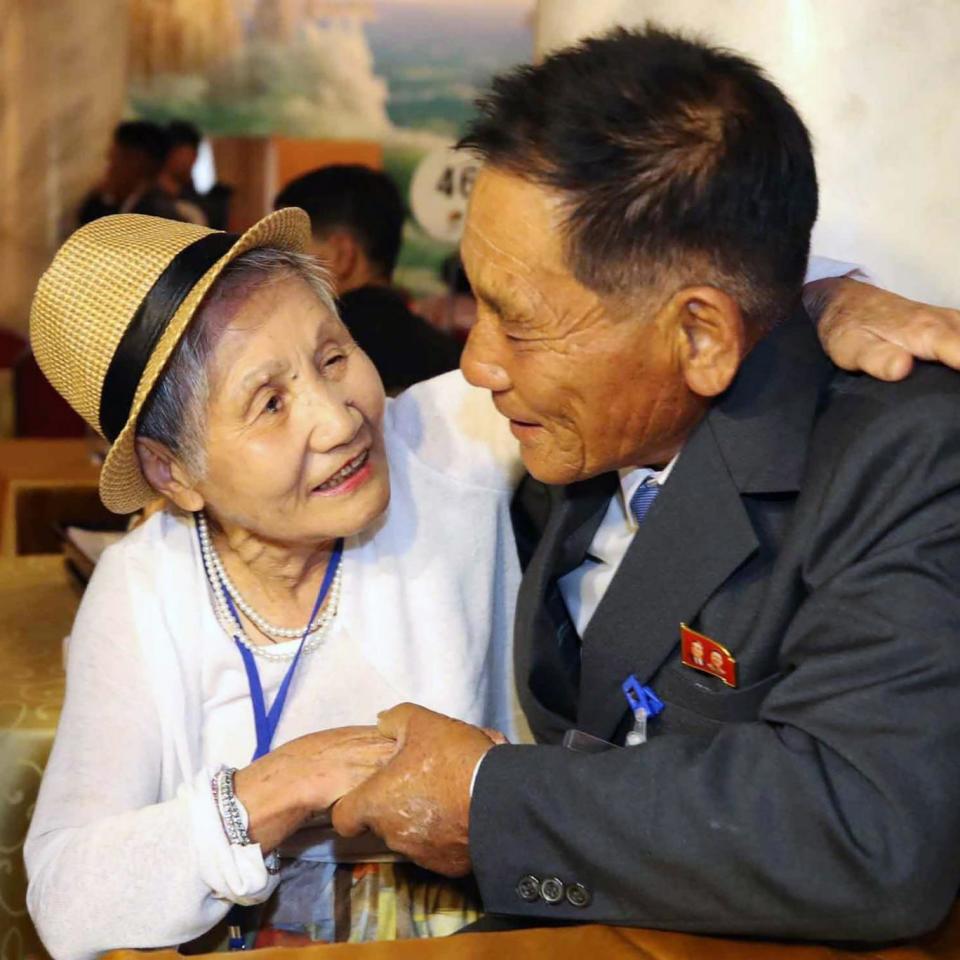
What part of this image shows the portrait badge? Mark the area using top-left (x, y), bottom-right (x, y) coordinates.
top-left (680, 623), bottom-right (738, 687)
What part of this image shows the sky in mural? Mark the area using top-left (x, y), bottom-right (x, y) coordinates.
top-left (130, 0), bottom-right (533, 146)
top-left (129, 0), bottom-right (533, 294)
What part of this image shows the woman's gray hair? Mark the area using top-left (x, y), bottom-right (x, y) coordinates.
top-left (137, 247), bottom-right (338, 477)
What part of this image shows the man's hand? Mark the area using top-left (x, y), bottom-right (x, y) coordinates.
top-left (332, 703), bottom-right (503, 877)
top-left (806, 277), bottom-right (960, 381)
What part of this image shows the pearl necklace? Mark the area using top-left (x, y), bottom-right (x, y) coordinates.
top-left (196, 513), bottom-right (342, 662)
top-left (196, 512), bottom-right (339, 639)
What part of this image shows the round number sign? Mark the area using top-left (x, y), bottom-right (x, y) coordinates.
top-left (409, 146), bottom-right (479, 244)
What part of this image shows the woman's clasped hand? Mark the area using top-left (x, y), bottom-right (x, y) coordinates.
top-left (234, 726), bottom-right (396, 852)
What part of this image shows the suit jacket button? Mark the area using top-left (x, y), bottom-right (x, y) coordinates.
top-left (566, 882), bottom-right (592, 908)
top-left (516, 875), bottom-right (541, 902)
top-left (540, 876), bottom-right (565, 904)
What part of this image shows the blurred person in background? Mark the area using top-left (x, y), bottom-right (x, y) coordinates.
top-left (161, 120), bottom-right (201, 196)
top-left (78, 119), bottom-right (208, 228)
top-left (161, 119), bottom-right (234, 230)
top-left (275, 165), bottom-right (461, 394)
top-left (152, 120), bottom-right (209, 226)
top-left (128, 119), bottom-right (208, 225)
top-left (417, 253), bottom-right (478, 343)
top-left (77, 120), bottom-right (169, 225)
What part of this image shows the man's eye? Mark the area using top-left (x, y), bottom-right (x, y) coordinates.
top-left (264, 394), bottom-right (283, 414)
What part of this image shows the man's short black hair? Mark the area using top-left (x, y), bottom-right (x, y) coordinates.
top-left (167, 120), bottom-right (201, 150)
top-left (459, 25), bottom-right (819, 327)
top-left (114, 121), bottom-right (170, 166)
top-left (274, 165), bottom-right (406, 279)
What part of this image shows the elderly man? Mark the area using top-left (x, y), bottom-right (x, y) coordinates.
top-left (334, 27), bottom-right (960, 941)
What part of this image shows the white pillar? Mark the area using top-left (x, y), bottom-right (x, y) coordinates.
top-left (535, 0), bottom-right (960, 306)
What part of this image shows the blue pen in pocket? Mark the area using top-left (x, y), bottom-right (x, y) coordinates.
top-left (622, 675), bottom-right (664, 745)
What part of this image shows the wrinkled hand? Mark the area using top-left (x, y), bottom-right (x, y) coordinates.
top-left (234, 726), bottom-right (394, 852)
top-left (807, 277), bottom-right (960, 381)
top-left (332, 703), bottom-right (503, 877)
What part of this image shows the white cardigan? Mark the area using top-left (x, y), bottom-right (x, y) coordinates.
top-left (25, 372), bottom-right (526, 960)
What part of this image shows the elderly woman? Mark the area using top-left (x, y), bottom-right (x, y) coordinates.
top-left (25, 211), bottom-right (522, 956)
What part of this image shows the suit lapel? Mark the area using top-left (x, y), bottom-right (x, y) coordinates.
top-left (575, 311), bottom-right (833, 740)
top-left (577, 420), bottom-right (758, 738)
top-left (514, 473), bottom-right (616, 740)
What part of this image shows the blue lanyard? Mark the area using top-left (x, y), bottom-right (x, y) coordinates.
top-left (225, 540), bottom-right (343, 762)
top-left (195, 521), bottom-right (344, 761)
top-left (196, 524), bottom-right (343, 950)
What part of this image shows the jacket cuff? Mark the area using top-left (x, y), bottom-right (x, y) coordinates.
top-left (470, 743), bottom-right (601, 921)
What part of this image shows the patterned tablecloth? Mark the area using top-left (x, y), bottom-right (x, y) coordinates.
top-left (0, 556), bottom-right (81, 960)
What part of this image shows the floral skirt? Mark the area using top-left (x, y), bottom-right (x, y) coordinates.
top-left (185, 860), bottom-right (481, 950)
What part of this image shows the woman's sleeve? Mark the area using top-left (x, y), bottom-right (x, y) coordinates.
top-left (24, 544), bottom-right (277, 960)
top-left (386, 370), bottom-right (524, 492)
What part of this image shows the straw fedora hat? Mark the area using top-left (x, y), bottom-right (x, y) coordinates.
top-left (30, 209), bottom-right (311, 514)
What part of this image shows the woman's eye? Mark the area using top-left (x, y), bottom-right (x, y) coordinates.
top-left (322, 353), bottom-right (347, 369)
top-left (264, 394), bottom-right (283, 414)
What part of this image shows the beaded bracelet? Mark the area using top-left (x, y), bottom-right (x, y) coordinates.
top-left (211, 767), bottom-right (281, 874)
top-left (211, 766), bottom-right (251, 847)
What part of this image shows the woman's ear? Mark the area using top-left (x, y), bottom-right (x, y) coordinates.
top-left (670, 286), bottom-right (748, 398)
top-left (135, 437), bottom-right (204, 513)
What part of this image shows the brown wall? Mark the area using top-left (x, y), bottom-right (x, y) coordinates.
top-left (212, 136), bottom-right (383, 233)
top-left (0, 0), bottom-right (129, 338)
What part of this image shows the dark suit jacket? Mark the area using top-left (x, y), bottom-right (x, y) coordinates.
top-left (470, 313), bottom-right (960, 942)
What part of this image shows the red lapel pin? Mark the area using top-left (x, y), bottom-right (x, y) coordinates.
top-left (680, 623), bottom-right (738, 687)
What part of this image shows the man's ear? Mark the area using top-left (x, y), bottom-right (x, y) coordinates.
top-left (309, 230), bottom-right (360, 291)
top-left (666, 286), bottom-right (748, 398)
top-left (135, 437), bottom-right (204, 513)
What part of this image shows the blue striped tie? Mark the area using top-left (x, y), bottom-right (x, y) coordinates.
top-left (628, 476), bottom-right (660, 525)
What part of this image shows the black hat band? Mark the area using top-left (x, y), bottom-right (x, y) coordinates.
top-left (98, 231), bottom-right (238, 443)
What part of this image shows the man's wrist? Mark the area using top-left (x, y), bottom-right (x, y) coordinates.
top-left (469, 749), bottom-right (491, 798)
top-left (801, 276), bottom-right (841, 325)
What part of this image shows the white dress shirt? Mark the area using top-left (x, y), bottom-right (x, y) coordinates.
top-left (558, 457), bottom-right (678, 636)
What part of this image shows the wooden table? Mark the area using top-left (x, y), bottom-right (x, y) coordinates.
top-left (0, 438), bottom-right (103, 556)
top-left (104, 905), bottom-right (960, 960)
top-left (0, 555), bottom-right (81, 960)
